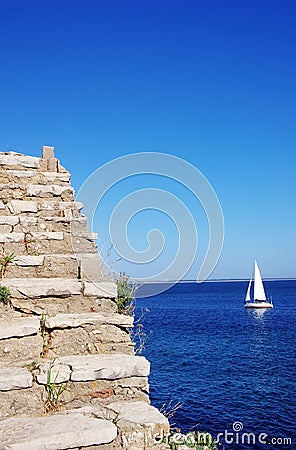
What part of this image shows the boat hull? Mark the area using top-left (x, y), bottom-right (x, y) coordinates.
top-left (244, 302), bottom-right (273, 309)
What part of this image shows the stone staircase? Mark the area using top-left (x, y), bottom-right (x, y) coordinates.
top-left (0, 148), bottom-right (169, 449)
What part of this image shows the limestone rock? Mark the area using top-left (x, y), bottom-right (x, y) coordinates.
top-left (8, 200), bottom-right (38, 214)
top-left (0, 233), bottom-right (24, 243)
top-left (27, 185), bottom-right (73, 197)
top-left (0, 153), bottom-right (40, 168)
top-left (77, 253), bottom-right (102, 281)
top-left (0, 413), bottom-right (117, 449)
top-left (107, 400), bottom-right (169, 430)
top-left (59, 354), bottom-right (150, 381)
top-left (84, 281), bottom-right (117, 298)
top-left (3, 278), bottom-right (82, 298)
top-left (37, 362), bottom-right (71, 385)
top-left (0, 216), bottom-right (19, 225)
top-left (15, 256), bottom-right (45, 266)
top-left (45, 312), bottom-right (133, 329)
top-left (0, 367), bottom-right (33, 391)
top-left (0, 317), bottom-right (40, 340)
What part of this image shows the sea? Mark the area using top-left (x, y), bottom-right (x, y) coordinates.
top-left (135, 280), bottom-right (296, 449)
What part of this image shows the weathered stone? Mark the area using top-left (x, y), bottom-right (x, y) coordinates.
top-left (42, 172), bottom-right (70, 182)
top-left (42, 145), bottom-right (55, 159)
top-left (0, 201), bottom-right (5, 209)
top-left (3, 278), bottom-right (82, 298)
top-left (31, 231), bottom-right (64, 240)
top-left (0, 233), bottom-right (24, 243)
top-left (14, 256), bottom-right (45, 266)
top-left (37, 362), bottom-right (71, 385)
top-left (0, 216), bottom-right (19, 225)
top-left (5, 170), bottom-right (37, 178)
top-left (0, 413), bottom-right (117, 449)
top-left (0, 335), bottom-right (43, 362)
top-left (0, 152), bottom-right (40, 168)
top-left (107, 401), bottom-right (169, 429)
top-left (0, 367), bottom-right (33, 391)
top-left (106, 401), bottom-right (170, 449)
top-left (0, 317), bottom-right (40, 340)
top-left (19, 216), bottom-right (38, 226)
top-left (59, 354), bottom-right (150, 381)
top-left (0, 384), bottom-right (45, 418)
top-left (77, 253), bottom-right (102, 282)
top-left (8, 200), bottom-right (37, 214)
top-left (84, 281), bottom-right (117, 298)
top-left (45, 312), bottom-right (133, 329)
top-left (47, 157), bottom-right (59, 172)
top-left (27, 185), bottom-right (73, 197)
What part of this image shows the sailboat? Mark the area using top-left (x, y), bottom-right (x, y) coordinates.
top-left (244, 261), bottom-right (273, 309)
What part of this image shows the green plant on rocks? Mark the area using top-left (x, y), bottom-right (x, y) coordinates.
top-left (0, 253), bottom-right (17, 279)
top-left (45, 359), bottom-right (67, 412)
top-left (116, 272), bottom-right (135, 315)
top-left (0, 285), bottom-right (11, 305)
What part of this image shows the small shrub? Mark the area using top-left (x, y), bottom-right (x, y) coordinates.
top-left (116, 272), bottom-right (135, 314)
top-left (0, 253), bottom-right (17, 279)
top-left (0, 285), bottom-right (11, 305)
top-left (45, 359), bottom-right (67, 412)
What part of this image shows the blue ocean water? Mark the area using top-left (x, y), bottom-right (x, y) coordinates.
top-left (135, 280), bottom-right (296, 449)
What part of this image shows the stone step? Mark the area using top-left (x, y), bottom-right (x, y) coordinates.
top-left (0, 367), bottom-right (33, 391)
top-left (2, 278), bottom-right (82, 298)
top-left (0, 412), bottom-right (117, 449)
top-left (0, 216), bottom-right (88, 234)
top-left (4, 255), bottom-right (79, 279)
top-left (0, 184), bottom-right (74, 200)
top-left (2, 169), bottom-right (70, 182)
top-left (0, 317), bottom-right (40, 340)
top-left (45, 312), bottom-right (133, 329)
top-left (26, 185), bottom-right (73, 198)
top-left (37, 354), bottom-right (150, 384)
top-left (2, 278), bottom-right (116, 299)
top-left (0, 152), bottom-right (40, 169)
top-left (5, 200), bottom-right (84, 215)
top-left (0, 231), bottom-right (64, 243)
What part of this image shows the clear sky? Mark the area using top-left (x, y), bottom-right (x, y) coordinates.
top-left (0, 0), bottom-right (295, 280)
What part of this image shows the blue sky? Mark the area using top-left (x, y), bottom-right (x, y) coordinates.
top-left (0, 0), bottom-right (295, 279)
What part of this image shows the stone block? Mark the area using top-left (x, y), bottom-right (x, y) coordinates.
top-left (2, 278), bottom-right (82, 298)
top-left (37, 362), bottom-right (71, 385)
top-left (0, 233), bottom-right (24, 243)
top-left (27, 185), bottom-right (73, 198)
top-left (83, 281), bottom-right (117, 298)
top-left (59, 354), bottom-right (150, 381)
top-left (0, 152), bottom-right (40, 168)
top-left (0, 413), bottom-right (117, 449)
top-left (0, 367), bottom-right (33, 391)
top-left (0, 334), bottom-right (43, 362)
top-left (8, 200), bottom-right (37, 214)
top-left (30, 231), bottom-right (64, 241)
top-left (45, 312), bottom-right (133, 329)
top-left (15, 256), bottom-right (45, 266)
top-left (47, 157), bottom-right (59, 172)
top-left (0, 384), bottom-right (44, 418)
top-left (0, 317), bottom-right (40, 340)
top-left (0, 216), bottom-right (19, 225)
top-left (42, 146), bottom-right (55, 159)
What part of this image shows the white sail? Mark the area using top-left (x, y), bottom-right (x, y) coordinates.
top-left (245, 278), bottom-right (252, 302)
top-left (253, 261), bottom-right (266, 300)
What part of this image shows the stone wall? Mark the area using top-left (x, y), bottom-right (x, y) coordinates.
top-left (0, 147), bottom-right (169, 449)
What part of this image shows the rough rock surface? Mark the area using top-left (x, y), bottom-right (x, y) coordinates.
top-left (0, 413), bottom-right (117, 449)
top-left (0, 147), bottom-right (169, 449)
